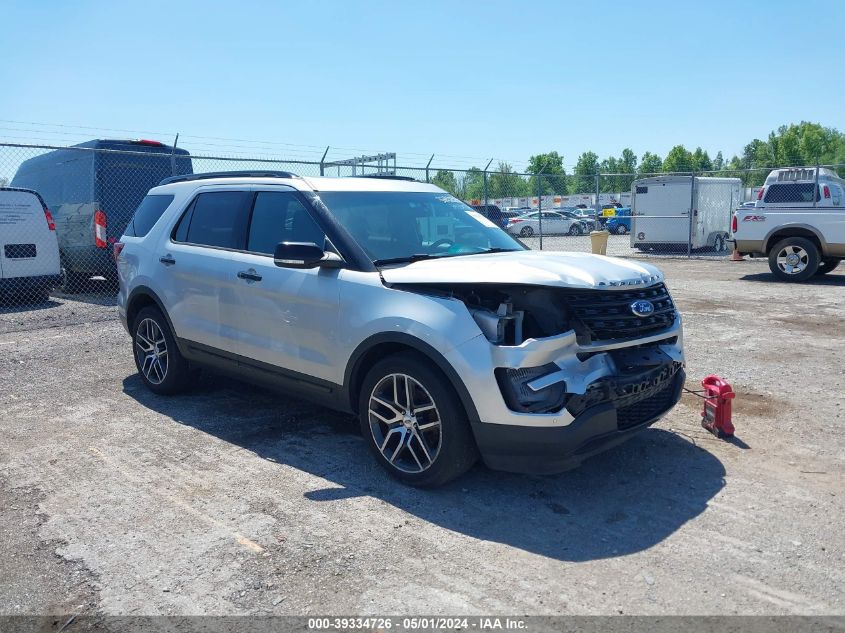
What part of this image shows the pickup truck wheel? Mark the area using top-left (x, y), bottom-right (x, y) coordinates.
top-left (359, 353), bottom-right (477, 487)
top-left (132, 306), bottom-right (193, 395)
top-left (520, 225), bottom-right (534, 237)
top-left (768, 237), bottom-right (820, 282)
top-left (816, 257), bottom-right (842, 276)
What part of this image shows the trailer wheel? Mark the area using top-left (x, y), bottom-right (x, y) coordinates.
top-left (713, 235), bottom-right (726, 252)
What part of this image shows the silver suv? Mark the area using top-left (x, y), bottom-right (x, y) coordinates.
top-left (116, 172), bottom-right (685, 486)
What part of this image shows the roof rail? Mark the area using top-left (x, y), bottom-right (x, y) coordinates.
top-left (158, 170), bottom-right (298, 186)
top-left (355, 174), bottom-right (417, 182)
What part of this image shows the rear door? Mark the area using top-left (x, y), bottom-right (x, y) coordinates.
top-left (159, 189), bottom-right (252, 353)
top-left (0, 190), bottom-right (60, 279)
top-left (632, 180), bottom-right (690, 244)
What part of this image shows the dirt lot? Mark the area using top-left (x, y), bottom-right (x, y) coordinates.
top-left (1, 257), bottom-right (843, 617)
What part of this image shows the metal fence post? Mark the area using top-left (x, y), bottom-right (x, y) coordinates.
top-left (687, 171), bottom-right (696, 258)
top-left (483, 158), bottom-right (493, 209)
top-left (538, 173), bottom-right (544, 251)
top-left (594, 172), bottom-right (600, 227)
top-left (425, 155), bottom-right (434, 183)
top-left (813, 160), bottom-right (820, 208)
top-left (319, 146), bottom-right (329, 176)
top-left (170, 133), bottom-right (179, 176)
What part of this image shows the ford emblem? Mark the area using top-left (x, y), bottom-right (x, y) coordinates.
top-left (630, 300), bottom-right (655, 317)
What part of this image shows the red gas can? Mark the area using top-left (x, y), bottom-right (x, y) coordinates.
top-left (700, 375), bottom-right (735, 437)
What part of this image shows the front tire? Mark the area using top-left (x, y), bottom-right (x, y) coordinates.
top-left (132, 306), bottom-right (193, 395)
top-left (816, 257), bottom-right (842, 276)
top-left (768, 237), bottom-right (820, 282)
top-left (615, 224), bottom-right (628, 235)
top-left (359, 352), bottom-right (477, 487)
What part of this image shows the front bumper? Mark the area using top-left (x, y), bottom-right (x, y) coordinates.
top-left (472, 368), bottom-right (685, 474)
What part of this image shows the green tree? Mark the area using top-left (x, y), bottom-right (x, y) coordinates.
top-left (638, 152), bottom-right (663, 175)
top-left (462, 167), bottom-right (484, 201)
top-left (489, 162), bottom-right (529, 199)
top-left (712, 151), bottom-right (724, 171)
top-left (431, 170), bottom-right (459, 196)
top-left (691, 147), bottom-right (713, 172)
top-left (572, 151), bottom-right (600, 193)
top-left (526, 151), bottom-right (568, 195)
top-left (662, 145), bottom-right (694, 173)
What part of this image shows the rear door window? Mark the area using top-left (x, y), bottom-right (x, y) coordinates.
top-left (126, 194), bottom-right (174, 237)
top-left (183, 191), bottom-right (251, 249)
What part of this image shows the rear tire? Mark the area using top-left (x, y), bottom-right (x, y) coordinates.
top-left (358, 352), bottom-right (477, 487)
top-left (132, 306), bottom-right (193, 395)
top-left (615, 225), bottom-right (628, 235)
top-left (520, 225), bottom-right (534, 237)
top-left (815, 257), bottom-right (841, 275)
top-left (569, 223), bottom-right (583, 236)
top-left (60, 268), bottom-right (89, 294)
top-left (768, 237), bottom-right (820, 282)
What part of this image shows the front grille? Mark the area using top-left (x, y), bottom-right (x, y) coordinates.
top-left (565, 283), bottom-right (676, 343)
top-left (567, 361), bottom-right (682, 430)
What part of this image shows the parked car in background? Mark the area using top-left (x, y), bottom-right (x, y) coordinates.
top-left (0, 187), bottom-right (61, 302)
top-left (11, 139), bottom-right (192, 290)
top-left (471, 204), bottom-right (513, 228)
top-left (117, 172), bottom-right (684, 486)
top-left (606, 214), bottom-right (631, 235)
top-left (732, 166), bottom-right (845, 281)
top-left (506, 211), bottom-right (588, 237)
top-left (559, 209), bottom-right (596, 231)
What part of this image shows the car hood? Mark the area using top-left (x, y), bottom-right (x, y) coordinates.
top-left (380, 250), bottom-right (664, 289)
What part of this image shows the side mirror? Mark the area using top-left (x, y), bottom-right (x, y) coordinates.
top-left (273, 242), bottom-right (344, 269)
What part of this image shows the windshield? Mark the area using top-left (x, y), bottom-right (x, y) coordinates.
top-left (315, 191), bottom-right (525, 264)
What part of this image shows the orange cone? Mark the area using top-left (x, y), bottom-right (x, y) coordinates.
top-left (730, 248), bottom-right (744, 261)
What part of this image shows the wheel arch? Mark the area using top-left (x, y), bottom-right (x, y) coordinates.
top-left (126, 286), bottom-right (187, 355)
top-left (344, 333), bottom-right (480, 423)
top-left (763, 225), bottom-right (826, 255)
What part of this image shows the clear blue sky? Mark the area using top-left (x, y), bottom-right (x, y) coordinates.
top-left (1, 0), bottom-right (843, 171)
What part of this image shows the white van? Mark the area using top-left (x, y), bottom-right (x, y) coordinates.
top-left (0, 188), bottom-right (62, 301)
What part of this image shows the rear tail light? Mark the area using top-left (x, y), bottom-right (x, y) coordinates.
top-left (44, 208), bottom-right (56, 231)
top-left (731, 214), bottom-right (738, 233)
top-left (94, 210), bottom-right (108, 248)
top-left (113, 241), bottom-right (125, 262)
top-left (135, 139), bottom-right (164, 146)
top-left (757, 187), bottom-right (765, 200)
top-left (823, 185), bottom-right (831, 199)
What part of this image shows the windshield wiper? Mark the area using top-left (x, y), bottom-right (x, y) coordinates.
top-left (457, 247), bottom-right (522, 256)
top-left (373, 253), bottom-right (445, 266)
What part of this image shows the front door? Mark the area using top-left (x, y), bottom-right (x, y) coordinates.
top-left (226, 190), bottom-right (341, 384)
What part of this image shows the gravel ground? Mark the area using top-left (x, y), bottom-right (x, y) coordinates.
top-left (0, 257), bottom-right (843, 618)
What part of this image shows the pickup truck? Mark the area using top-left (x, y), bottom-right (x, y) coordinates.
top-left (732, 167), bottom-right (844, 281)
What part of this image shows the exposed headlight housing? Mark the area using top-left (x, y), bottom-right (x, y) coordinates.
top-left (495, 363), bottom-right (567, 413)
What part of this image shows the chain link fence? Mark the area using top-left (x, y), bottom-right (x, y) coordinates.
top-left (0, 140), bottom-right (842, 309)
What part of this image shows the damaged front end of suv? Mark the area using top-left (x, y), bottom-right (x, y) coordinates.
top-left (389, 274), bottom-right (685, 475)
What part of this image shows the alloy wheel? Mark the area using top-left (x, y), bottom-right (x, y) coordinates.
top-left (776, 245), bottom-right (809, 275)
top-left (368, 373), bottom-right (442, 474)
top-left (135, 318), bottom-right (168, 385)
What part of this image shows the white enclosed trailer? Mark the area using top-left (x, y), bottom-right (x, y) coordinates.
top-left (630, 176), bottom-right (741, 251)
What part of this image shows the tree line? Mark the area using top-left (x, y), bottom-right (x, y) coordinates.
top-left (431, 121), bottom-right (845, 199)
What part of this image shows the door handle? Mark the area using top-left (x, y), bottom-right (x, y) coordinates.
top-left (237, 269), bottom-right (263, 282)
top-left (159, 255), bottom-right (176, 266)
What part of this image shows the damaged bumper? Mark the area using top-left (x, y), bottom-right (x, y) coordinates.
top-left (444, 313), bottom-right (685, 474)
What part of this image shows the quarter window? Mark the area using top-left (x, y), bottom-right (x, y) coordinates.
top-left (127, 194), bottom-right (174, 237)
